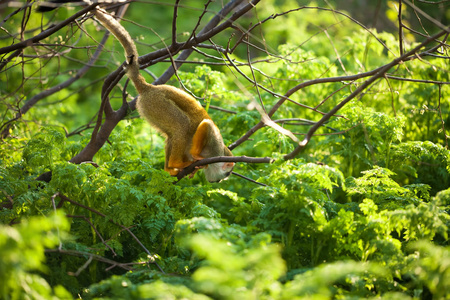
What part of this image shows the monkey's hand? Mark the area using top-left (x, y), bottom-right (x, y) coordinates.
top-left (188, 168), bottom-right (199, 179)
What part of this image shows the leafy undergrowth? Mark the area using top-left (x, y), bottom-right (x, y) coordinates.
top-left (1, 123), bottom-right (449, 299)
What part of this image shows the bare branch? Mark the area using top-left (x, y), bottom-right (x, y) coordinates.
top-left (171, 0), bottom-right (181, 47)
top-left (155, 0), bottom-right (251, 84)
top-left (437, 84), bottom-right (449, 149)
top-left (403, 0), bottom-right (449, 32)
top-left (176, 155), bottom-right (273, 181)
top-left (0, 3), bottom-right (100, 55)
top-left (45, 249), bottom-right (135, 272)
top-left (398, 0), bottom-right (404, 56)
top-left (231, 172), bottom-right (269, 186)
top-left (284, 27), bottom-right (450, 160)
top-left (0, 4), bottom-right (113, 139)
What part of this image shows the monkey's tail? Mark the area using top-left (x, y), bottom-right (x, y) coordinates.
top-left (93, 9), bottom-right (142, 84)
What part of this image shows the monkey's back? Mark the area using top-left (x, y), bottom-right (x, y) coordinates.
top-left (136, 84), bottom-right (211, 137)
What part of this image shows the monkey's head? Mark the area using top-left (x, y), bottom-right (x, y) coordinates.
top-left (204, 161), bottom-right (234, 183)
top-left (203, 146), bottom-right (234, 183)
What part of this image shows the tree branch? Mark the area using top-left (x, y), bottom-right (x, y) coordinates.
top-left (284, 27), bottom-right (450, 160)
top-left (0, 3), bottom-right (100, 55)
top-left (176, 155), bottom-right (273, 181)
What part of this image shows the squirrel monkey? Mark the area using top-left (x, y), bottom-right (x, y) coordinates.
top-left (38, 2), bottom-right (234, 182)
top-left (70, 7), bottom-right (234, 182)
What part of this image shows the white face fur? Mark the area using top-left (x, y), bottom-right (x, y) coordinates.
top-left (204, 162), bottom-right (234, 183)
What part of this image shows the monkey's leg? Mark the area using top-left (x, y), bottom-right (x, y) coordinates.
top-left (164, 137), bottom-right (179, 175)
top-left (166, 133), bottom-right (194, 174)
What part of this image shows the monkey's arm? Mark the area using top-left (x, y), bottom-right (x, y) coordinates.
top-left (165, 133), bottom-right (196, 175)
top-left (190, 120), bottom-right (214, 160)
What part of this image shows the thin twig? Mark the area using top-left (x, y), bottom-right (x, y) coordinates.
top-left (231, 172), bottom-right (269, 186)
top-left (68, 255), bottom-right (94, 276)
top-left (176, 156), bottom-right (273, 181)
top-left (67, 214), bottom-right (117, 256)
top-left (398, 0), bottom-right (404, 56)
top-left (0, 3), bottom-right (100, 55)
top-left (171, 0), bottom-right (180, 47)
top-left (437, 84), bottom-right (448, 149)
top-left (45, 249), bottom-right (135, 272)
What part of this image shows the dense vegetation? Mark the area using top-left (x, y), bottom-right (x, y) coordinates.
top-left (1, 0), bottom-right (449, 299)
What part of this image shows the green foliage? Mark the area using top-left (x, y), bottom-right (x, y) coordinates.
top-left (189, 234), bottom-right (285, 299)
top-left (281, 261), bottom-right (387, 299)
top-left (346, 166), bottom-right (418, 209)
top-left (23, 127), bottom-right (67, 172)
top-left (390, 141), bottom-right (450, 194)
top-left (406, 241), bottom-right (450, 299)
top-left (1, 1), bottom-right (449, 299)
top-left (0, 212), bottom-right (71, 300)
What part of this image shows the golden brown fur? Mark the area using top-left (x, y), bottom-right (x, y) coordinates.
top-left (94, 8), bottom-right (234, 182)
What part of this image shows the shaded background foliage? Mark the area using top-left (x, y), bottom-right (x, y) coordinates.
top-left (1, 0), bottom-right (450, 299)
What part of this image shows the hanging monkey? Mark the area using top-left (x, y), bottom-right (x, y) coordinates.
top-left (39, 3), bottom-right (235, 182)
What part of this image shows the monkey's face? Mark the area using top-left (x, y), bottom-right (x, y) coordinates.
top-left (204, 162), bottom-right (234, 183)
